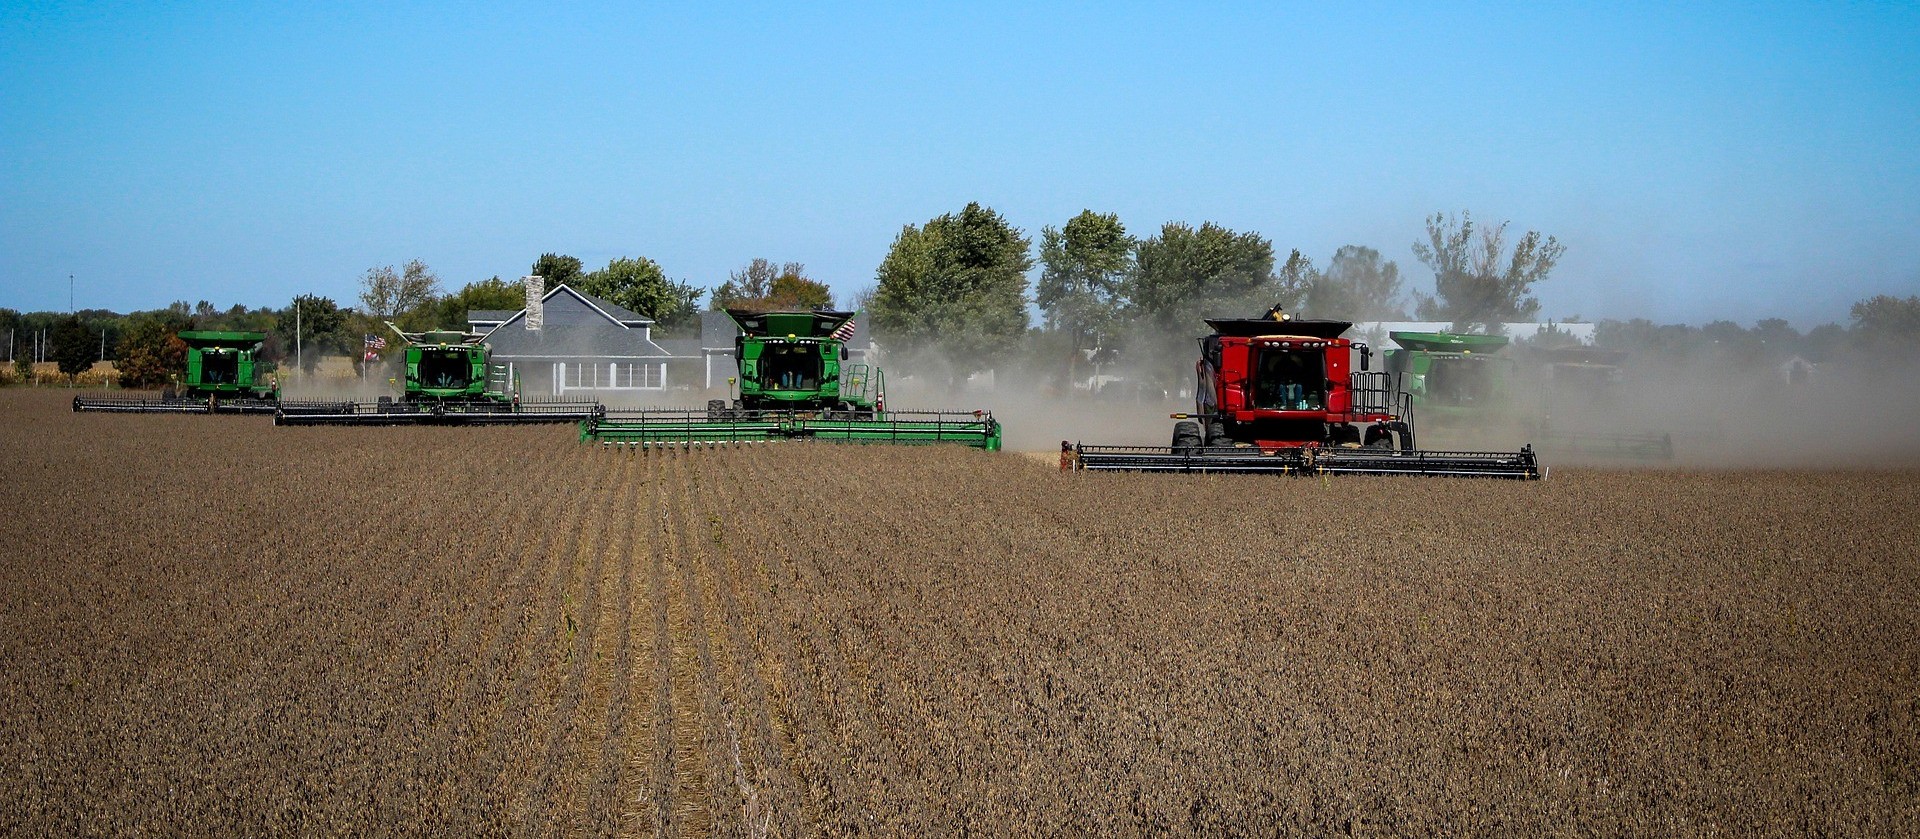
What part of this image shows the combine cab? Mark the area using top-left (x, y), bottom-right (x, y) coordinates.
top-left (580, 309), bottom-right (1002, 449)
top-left (1074, 312), bottom-right (1541, 479)
top-left (73, 330), bottom-right (282, 414)
top-left (275, 327), bottom-right (601, 426)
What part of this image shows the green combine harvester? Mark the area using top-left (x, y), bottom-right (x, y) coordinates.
top-left (73, 330), bottom-right (282, 414)
top-left (580, 309), bottom-right (1002, 449)
top-left (1385, 331), bottom-right (1672, 460)
top-left (1530, 345), bottom-right (1674, 459)
top-left (1382, 331), bottom-right (1519, 426)
top-left (274, 327), bottom-right (602, 426)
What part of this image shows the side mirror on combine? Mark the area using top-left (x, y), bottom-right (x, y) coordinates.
top-left (1357, 344), bottom-right (1372, 372)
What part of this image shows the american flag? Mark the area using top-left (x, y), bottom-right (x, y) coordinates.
top-left (364, 334), bottom-right (387, 349)
top-left (829, 318), bottom-right (857, 342)
top-left (363, 350), bottom-right (379, 362)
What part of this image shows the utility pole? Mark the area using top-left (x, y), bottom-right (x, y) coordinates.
top-left (295, 298), bottom-right (303, 374)
top-left (69, 273), bottom-right (74, 314)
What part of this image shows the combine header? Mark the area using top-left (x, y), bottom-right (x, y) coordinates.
top-left (274, 327), bottom-right (601, 426)
top-left (73, 330), bottom-right (281, 414)
top-left (581, 309), bottom-right (1002, 450)
top-left (1074, 310), bottom-right (1541, 479)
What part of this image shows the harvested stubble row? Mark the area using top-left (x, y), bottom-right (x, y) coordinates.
top-left (1, 386), bottom-right (1917, 836)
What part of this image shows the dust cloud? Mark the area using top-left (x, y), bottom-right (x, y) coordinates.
top-left (882, 346), bottom-right (1920, 469)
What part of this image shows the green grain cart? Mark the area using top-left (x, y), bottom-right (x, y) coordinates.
top-left (581, 309), bottom-right (1002, 449)
top-left (73, 330), bottom-right (281, 414)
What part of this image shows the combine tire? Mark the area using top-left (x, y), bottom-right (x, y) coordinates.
top-left (706, 399), bottom-right (727, 419)
top-left (1331, 424), bottom-right (1362, 447)
top-left (1172, 421), bottom-right (1203, 454)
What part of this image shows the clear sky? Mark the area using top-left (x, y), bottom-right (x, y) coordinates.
top-left (3, 1), bottom-right (1916, 327)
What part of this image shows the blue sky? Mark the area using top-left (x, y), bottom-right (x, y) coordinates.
top-left (3, 1), bottom-right (1916, 327)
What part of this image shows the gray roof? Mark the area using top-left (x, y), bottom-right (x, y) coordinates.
top-left (483, 326), bottom-right (672, 359)
top-left (468, 284), bottom-right (652, 331)
top-left (476, 283), bottom-right (669, 359)
top-left (655, 337), bottom-right (706, 359)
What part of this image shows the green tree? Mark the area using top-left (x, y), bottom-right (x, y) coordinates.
top-left (275, 295), bottom-right (350, 373)
top-left (768, 273), bottom-right (834, 310)
top-left (870, 202), bottom-right (1033, 377)
top-left (51, 315), bottom-right (95, 381)
top-left (1301, 245), bottom-right (1406, 320)
top-left (1850, 294), bottom-right (1920, 349)
top-left (1411, 210), bottom-right (1565, 332)
top-left (1125, 221), bottom-right (1290, 388)
top-left (711, 259), bottom-right (834, 310)
top-left (433, 277), bottom-right (525, 329)
top-left (358, 260), bottom-right (443, 331)
top-left (1127, 221), bottom-right (1291, 328)
top-left (1037, 210), bottom-right (1132, 384)
top-left (579, 256), bottom-right (704, 333)
top-left (531, 253), bottom-right (585, 289)
top-left (116, 310), bottom-right (192, 387)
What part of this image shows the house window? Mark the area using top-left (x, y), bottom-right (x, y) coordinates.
top-left (555, 361), bottom-right (668, 393)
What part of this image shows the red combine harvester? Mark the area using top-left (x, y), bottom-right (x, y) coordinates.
top-left (1075, 311), bottom-right (1542, 478)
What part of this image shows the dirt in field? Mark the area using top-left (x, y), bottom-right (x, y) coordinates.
top-left (2, 386), bottom-right (1917, 836)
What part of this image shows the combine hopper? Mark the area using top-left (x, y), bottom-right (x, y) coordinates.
top-left (273, 326), bottom-right (600, 427)
top-left (73, 330), bottom-right (281, 414)
top-left (578, 309), bottom-right (1004, 451)
top-left (1073, 309), bottom-right (1543, 480)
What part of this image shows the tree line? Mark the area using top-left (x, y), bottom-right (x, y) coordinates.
top-left (867, 205), bottom-right (1567, 386)
top-left (0, 250), bottom-right (842, 386)
top-left (5, 208), bottom-right (1916, 388)
top-left (866, 203), bottom-right (1918, 388)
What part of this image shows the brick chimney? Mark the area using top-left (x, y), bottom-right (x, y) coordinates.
top-left (522, 275), bottom-right (544, 331)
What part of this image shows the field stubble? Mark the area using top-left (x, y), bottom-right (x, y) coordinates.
top-left (2, 388), bottom-right (1916, 836)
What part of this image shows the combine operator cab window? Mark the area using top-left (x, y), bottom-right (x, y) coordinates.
top-left (419, 350), bottom-right (471, 390)
top-left (1253, 349), bottom-right (1325, 411)
top-left (762, 344), bottom-right (821, 391)
top-left (1428, 357), bottom-right (1494, 406)
top-left (200, 351), bottom-right (239, 385)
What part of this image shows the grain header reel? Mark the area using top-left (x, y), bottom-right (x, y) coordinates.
top-left (274, 326), bottom-right (602, 426)
top-left (73, 330), bottom-right (282, 414)
top-left (581, 309), bottom-right (1003, 450)
top-left (1073, 310), bottom-right (1542, 479)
